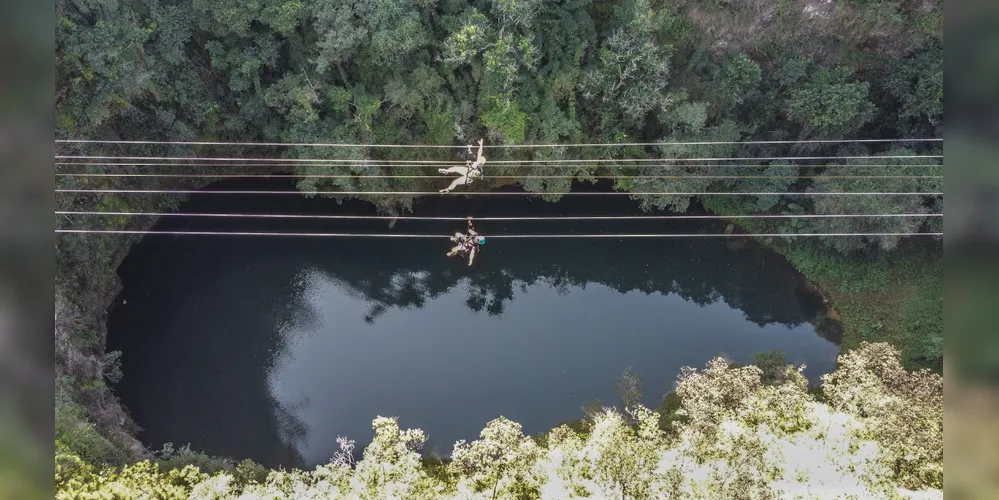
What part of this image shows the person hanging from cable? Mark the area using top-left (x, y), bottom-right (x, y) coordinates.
top-left (447, 217), bottom-right (486, 266)
top-left (439, 138), bottom-right (486, 194)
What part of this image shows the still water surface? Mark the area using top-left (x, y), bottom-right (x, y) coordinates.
top-left (108, 180), bottom-right (840, 468)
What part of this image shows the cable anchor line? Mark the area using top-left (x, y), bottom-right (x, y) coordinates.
top-left (55, 211), bottom-right (944, 221)
top-left (54, 173), bottom-right (944, 180)
top-left (54, 189), bottom-right (944, 196)
top-left (55, 229), bottom-right (944, 238)
top-left (55, 138), bottom-right (943, 148)
top-left (55, 154), bottom-right (944, 163)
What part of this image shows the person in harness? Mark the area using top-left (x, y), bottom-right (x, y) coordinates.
top-left (447, 217), bottom-right (486, 266)
top-left (439, 138), bottom-right (486, 194)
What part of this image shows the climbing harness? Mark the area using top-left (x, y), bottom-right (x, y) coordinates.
top-left (447, 217), bottom-right (484, 265)
top-left (464, 163), bottom-right (483, 183)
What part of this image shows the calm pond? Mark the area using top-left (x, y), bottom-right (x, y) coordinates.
top-left (107, 179), bottom-right (840, 468)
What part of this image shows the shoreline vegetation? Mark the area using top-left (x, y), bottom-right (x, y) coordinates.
top-left (55, 0), bottom-right (942, 496)
top-left (56, 343), bottom-right (943, 499)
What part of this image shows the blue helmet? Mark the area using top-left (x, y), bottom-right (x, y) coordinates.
top-left (477, 236), bottom-right (486, 245)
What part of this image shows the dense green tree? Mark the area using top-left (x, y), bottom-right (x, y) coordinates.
top-left (441, 5), bottom-right (539, 112)
top-left (56, 0), bottom-right (155, 134)
top-left (711, 53), bottom-right (762, 116)
top-left (804, 148), bottom-right (942, 253)
top-left (879, 42), bottom-right (944, 138)
top-left (752, 350), bottom-right (790, 386)
top-left (579, 0), bottom-right (670, 135)
top-left (788, 66), bottom-right (876, 138)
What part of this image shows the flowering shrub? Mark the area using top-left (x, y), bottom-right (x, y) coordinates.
top-left (56, 343), bottom-right (942, 499)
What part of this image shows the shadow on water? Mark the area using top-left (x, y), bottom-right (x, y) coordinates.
top-left (107, 179), bottom-right (841, 468)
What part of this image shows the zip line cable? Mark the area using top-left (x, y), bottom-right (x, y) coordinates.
top-left (54, 229), bottom-right (943, 238)
top-left (54, 162), bottom-right (944, 170)
top-left (55, 154), bottom-right (943, 164)
top-left (56, 139), bottom-right (943, 240)
top-left (55, 138), bottom-right (943, 148)
top-left (54, 189), bottom-right (944, 196)
top-left (56, 211), bottom-right (944, 221)
top-left (54, 173), bottom-right (944, 180)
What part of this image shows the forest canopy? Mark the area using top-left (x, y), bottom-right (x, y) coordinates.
top-left (56, 0), bottom-right (943, 219)
top-left (53, 2), bottom-right (944, 494)
top-left (56, 0), bottom-right (943, 141)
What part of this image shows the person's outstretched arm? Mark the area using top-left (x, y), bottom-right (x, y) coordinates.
top-left (476, 138), bottom-right (484, 160)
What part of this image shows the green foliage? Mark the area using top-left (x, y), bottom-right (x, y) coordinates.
top-left (714, 53), bottom-right (762, 112)
top-left (623, 119), bottom-right (741, 212)
top-left (72, 329), bottom-right (102, 352)
top-left (442, 9), bottom-right (492, 63)
top-left (655, 392), bottom-right (689, 434)
top-left (55, 377), bottom-right (128, 467)
top-left (752, 350), bottom-right (789, 386)
top-left (56, 0), bottom-right (941, 222)
top-left (579, 0), bottom-right (671, 128)
top-left (442, 5), bottom-right (539, 104)
top-left (724, 162), bottom-right (798, 212)
top-left (94, 196), bottom-right (132, 230)
top-left (880, 41), bottom-right (943, 137)
top-left (777, 240), bottom-right (942, 369)
top-left (357, 0), bottom-right (431, 68)
top-left (56, 454), bottom-right (212, 499)
top-left (772, 53), bottom-right (811, 89)
top-left (788, 66), bottom-right (876, 135)
top-left (263, 73), bottom-right (321, 124)
top-left (156, 443), bottom-right (234, 475)
top-left (805, 148), bottom-right (942, 254)
top-left (481, 100), bottom-right (528, 144)
top-left (491, 0), bottom-right (542, 28)
top-left (100, 350), bottom-right (123, 384)
top-left (233, 458), bottom-right (269, 485)
top-left (664, 101), bottom-right (707, 134)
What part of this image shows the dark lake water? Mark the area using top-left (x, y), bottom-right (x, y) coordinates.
top-left (107, 179), bottom-right (840, 468)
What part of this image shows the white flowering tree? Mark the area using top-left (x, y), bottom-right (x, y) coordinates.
top-left (350, 416), bottom-right (439, 499)
top-left (55, 343), bottom-right (942, 500)
top-left (451, 416), bottom-right (544, 499)
top-left (590, 408), bottom-right (666, 500)
top-left (544, 424), bottom-right (590, 497)
top-left (822, 342), bottom-right (944, 489)
top-left (674, 358), bottom-right (764, 445)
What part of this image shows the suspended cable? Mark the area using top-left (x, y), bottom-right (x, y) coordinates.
top-left (55, 211), bottom-right (944, 221)
top-left (54, 138), bottom-right (943, 148)
top-left (54, 173), bottom-right (944, 180)
top-left (54, 154), bottom-right (943, 164)
top-left (55, 229), bottom-right (944, 238)
top-left (54, 189), bottom-right (944, 196)
top-left (54, 161), bottom-right (944, 170)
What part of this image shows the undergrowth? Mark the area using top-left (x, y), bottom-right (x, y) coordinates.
top-left (703, 196), bottom-right (943, 370)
